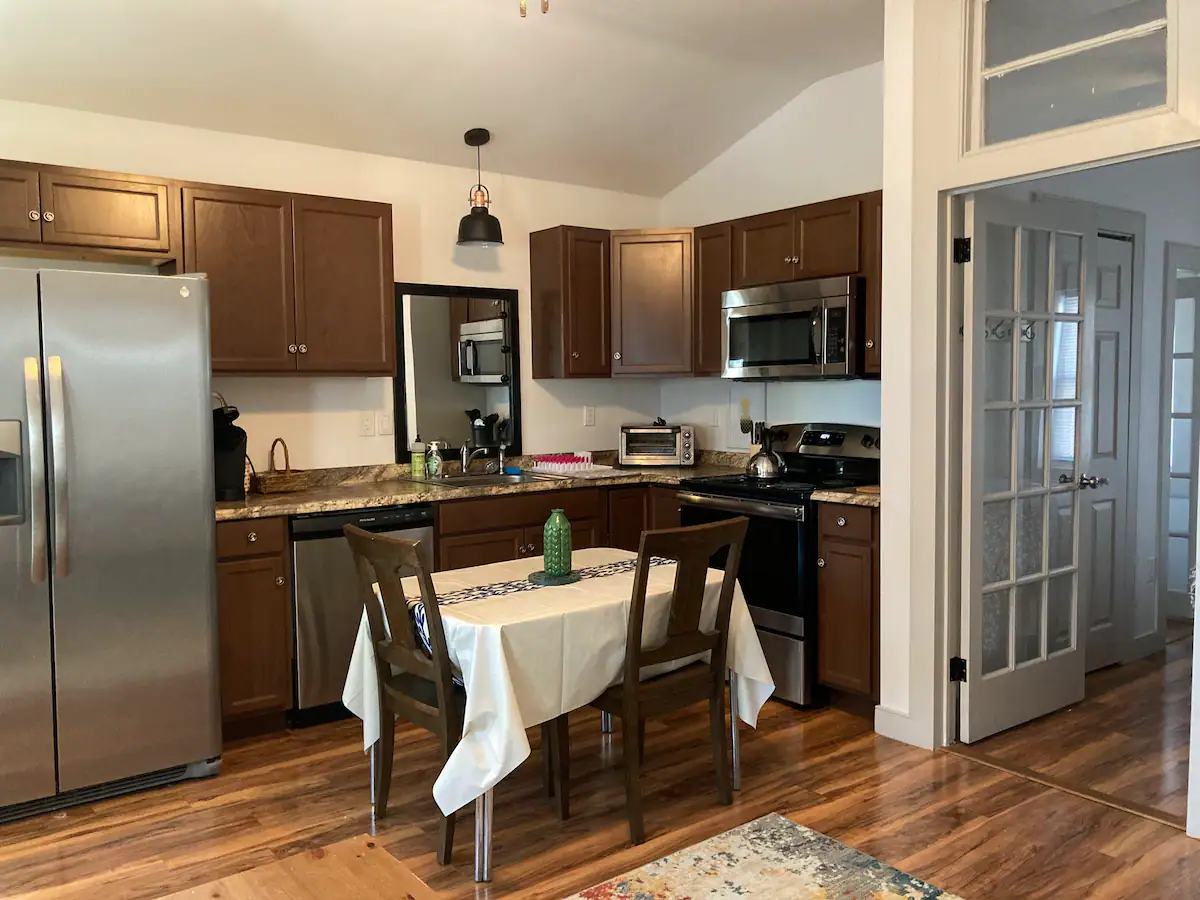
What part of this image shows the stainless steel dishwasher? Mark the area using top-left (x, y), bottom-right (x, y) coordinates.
top-left (290, 505), bottom-right (435, 710)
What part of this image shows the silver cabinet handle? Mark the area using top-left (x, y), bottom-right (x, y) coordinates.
top-left (837, 516), bottom-right (847, 527)
top-left (288, 344), bottom-right (298, 354)
top-left (46, 356), bottom-right (68, 578)
top-left (247, 532), bottom-right (258, 543)
top-left (42, 211), bottom-right (54, 222)
top-left (866, 339), bottom-right (875, 349)
top-left (817, 558), bottom-right (825, 568)
top-left (298, 344), bottom-right (308, 354)
top-left (24, 358), bottom-right (47, 584)
top-left (613, 352), bottom-right (622, 361)
top-left (275, 576), bottom-right (285, 586)
top-left (28, 210), bottom-right (40, 221)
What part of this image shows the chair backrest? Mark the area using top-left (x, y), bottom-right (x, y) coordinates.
top-left (624, 517), bottom-right (749, 687)
top-left (343, 525), bottom-right (457, 732)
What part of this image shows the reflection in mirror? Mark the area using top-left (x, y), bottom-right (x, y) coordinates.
top-left (393, 285), bottom-right (521, 461)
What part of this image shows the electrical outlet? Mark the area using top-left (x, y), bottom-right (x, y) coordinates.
top-left (377, 412), bottom-right (394, 436)
top-left (583, 405), bottom-right (596, 427)
top-left (359, 413), bottom-right (375, 437)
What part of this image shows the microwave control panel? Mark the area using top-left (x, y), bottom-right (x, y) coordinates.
top-left (824, 306), bottom-right (848, 366)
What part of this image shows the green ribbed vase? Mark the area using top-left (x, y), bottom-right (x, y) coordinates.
top-left (543, 508), bottom-right (572, 578)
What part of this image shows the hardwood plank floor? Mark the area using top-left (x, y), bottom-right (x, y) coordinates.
top-left (962, 635), bottom-right (1192, 824)
top-left (0, 703), bottom-right (1197, 900)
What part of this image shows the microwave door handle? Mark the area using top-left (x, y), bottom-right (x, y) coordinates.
top-left (811, 307), bottom-right (823, 367)
top-left (464, 340), bottom-right (475, 376)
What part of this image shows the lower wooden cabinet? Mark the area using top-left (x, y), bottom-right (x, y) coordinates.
top-left (816, 504), bottom-right (879, 700)
top-left (439, 527), bottom-right (525, 570)
top-left (650, 486), bottom-right (682, 530)
top-left (215, 518), bottom-right (292, 733)
top-left (608, 486), bottom-right (649, 552)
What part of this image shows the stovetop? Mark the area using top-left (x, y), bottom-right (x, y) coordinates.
top-left (679, 472), bottom-right (874, 504)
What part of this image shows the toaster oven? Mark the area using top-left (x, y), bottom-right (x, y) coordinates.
top-left (619, 424), bottom-right (695, 467)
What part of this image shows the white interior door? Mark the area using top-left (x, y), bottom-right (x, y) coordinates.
top-left (961, 194), bottom-right (1100, 742)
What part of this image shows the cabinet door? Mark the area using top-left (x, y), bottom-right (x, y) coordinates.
top-left (693, 222), bottom-right (731, 375)
top-left (183, 186), bottom-right (296, 373)
top-left (565, 226), bottom-right (611, 377)
top-left (611, 230), bottom-right (693, 375)
top-left (649, 486), bottom-right (682, 530)
top-left (39, 172), bottom-right (171, 252)
top-left (469, 297), bottom-right (504, 321)
top-left (732, 209), bottom-right (794, 288)
top-left (524, 519), bottom-right (602, 558)
top-left (439, 528), bottom-right (524, 571)
top-left (217, 555), bottom-right (292, 720)
top-left (608, 487), bottom-right (649, 553)
top-left (861, 191), bottom-right (883, 375)
top-left (816, 536), bottom-right (874, 695)
top-left (794, 197), bottom-right (861, 279)
top-left (0, 164), bottom-right (41, 242)
top-left (293, 195), bottom-right (394, 374)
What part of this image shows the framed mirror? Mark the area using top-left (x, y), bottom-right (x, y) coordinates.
top-left (393, 282), bottom-right (522, 462)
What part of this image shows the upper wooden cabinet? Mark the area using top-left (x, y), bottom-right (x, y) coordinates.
top-left (530, 225), bottom-right (611, 378)
top-left (293, 196), bottom-right (394, 375)
top-left (732, 197), bottom-right (861, 289)
top-left (183, 186), bottom-right (296, 373)
top-left (611, 229), bottom-right (693, 375)
top-left (860, 191), bottom-right (883, 376)
top-left (693, 222), bottom-right (732, 376)
top-left (0, 160), bottom-right (177, 258)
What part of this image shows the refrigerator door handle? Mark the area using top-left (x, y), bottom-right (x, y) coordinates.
top-left (47, 355), bottom-right (68, 578)
top-left (23, 357), bottom-right (48, 583)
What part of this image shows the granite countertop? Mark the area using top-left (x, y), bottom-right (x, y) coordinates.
top-left (810, 488), bottom-right (881, 508)
top-left (215, 464), bottom-right (742, 522)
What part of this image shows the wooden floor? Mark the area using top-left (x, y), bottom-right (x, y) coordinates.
top-left (963, 634), bottom-right (1193, 825)
top-left (2, 702), bottom-right (1200, 900)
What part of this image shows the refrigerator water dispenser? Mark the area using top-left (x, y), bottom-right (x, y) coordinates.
top-left (0, 421), bottom-right (22, 525)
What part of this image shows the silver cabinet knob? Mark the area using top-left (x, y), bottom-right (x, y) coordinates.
top-left (288, 344), bottom-right (298, 354)
top-left (817, 558), bottom-right (825, 568)
top-left (275, 576), bottom-right (285, 587)
top-left (492, 299), bottom-right (500, 307)
top-left (42, 211), bottom-right (54, 222)
top-left (837, 516), bottom-right (847, 527)
top-left (247, 532), bottom-right (258, 543)
top-left (29, 210), bottom-right (40, 221)
top-left (866, 339), bottom-right (875, 349)
top-left (571, 352), bottom-right (580, 359)
top-left (298, 344), bottom-right (308, 354)
top-left (613, 352), bottom-right (622, 361)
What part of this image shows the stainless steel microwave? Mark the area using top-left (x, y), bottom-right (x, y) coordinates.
top-left (722, 276), bottom-right (863, 379)
top-left (619, 424), bottom-right (695, 467)
top-left (458, 318), bottom-right (510, 384)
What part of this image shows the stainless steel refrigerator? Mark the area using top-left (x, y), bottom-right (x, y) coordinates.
top-left (0, 267), bottom-right (221, 817)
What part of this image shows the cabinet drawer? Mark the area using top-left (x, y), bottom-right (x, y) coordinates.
top-left (438, 488), bottom-right (603, 536)
top-left (217, 517), bottom-right (287, 559)
top-left (817, 504), bottom-right (873, 542)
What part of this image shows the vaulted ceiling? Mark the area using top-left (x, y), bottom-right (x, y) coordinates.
top-left (0, 0), bottom-right (883, 195)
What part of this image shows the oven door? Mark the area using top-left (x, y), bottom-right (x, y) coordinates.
top-left (723, 298), bottom-right (822, 379)
top-left (458, 331), bottom-right (508, 384)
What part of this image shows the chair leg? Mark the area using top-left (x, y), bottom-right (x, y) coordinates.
top-left (373, 715), bottom-right (395, 816)
top-left (552, 714), bottom-right (571, 820)
top-left (437, 716), bottom-right (460, 865)
top-left (541, 722), bottom-right (555, 798)
top-left (621, 706), bottom-right (645, 845)
top-left (637, 718), bottom-right (646, 765)
top-left (709, 689), bottom-right (732, 805)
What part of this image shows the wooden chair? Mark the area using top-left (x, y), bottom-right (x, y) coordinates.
top-left (568, 517), bottom-right (749, 845)
top-left (344, 525), bottom-right (568, 865)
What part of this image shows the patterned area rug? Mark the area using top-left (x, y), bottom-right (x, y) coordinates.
top-left (565, 813), bottom-right (963, 899)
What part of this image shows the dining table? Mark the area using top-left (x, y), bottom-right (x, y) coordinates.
top-left (342, 546), bottom-right (776, 882)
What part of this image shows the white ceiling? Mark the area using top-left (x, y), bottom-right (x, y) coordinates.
top-left (0, 0), bottom-right (883, 196)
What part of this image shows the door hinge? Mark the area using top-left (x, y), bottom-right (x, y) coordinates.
top-left (949, 656), bottom-right (967, 682)
top-left (952, 238), bottom-right (972, 264)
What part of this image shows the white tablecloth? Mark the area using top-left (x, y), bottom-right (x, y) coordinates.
top-left (342, 547), bottom-right (775, 816)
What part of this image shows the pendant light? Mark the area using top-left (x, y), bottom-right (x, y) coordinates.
top-left (457, 128), bottom-right (504, 248)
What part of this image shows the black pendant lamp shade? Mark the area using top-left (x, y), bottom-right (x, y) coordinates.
top-left (458, 128), bottom-right (504, 247)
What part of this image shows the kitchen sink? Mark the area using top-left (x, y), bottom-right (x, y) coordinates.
top-left (410, 472), bottom-right (567, 488)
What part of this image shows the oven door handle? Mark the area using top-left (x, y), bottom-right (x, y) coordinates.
top-left (678, 492), bottom-right (805, 522)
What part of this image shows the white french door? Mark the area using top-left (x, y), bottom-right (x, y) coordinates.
top-left (961, 194), bottom-right (1101, 742)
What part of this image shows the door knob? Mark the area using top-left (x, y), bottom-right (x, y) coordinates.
top-left (275, 576), bottom-right (285, 586)
top-left (817, 558), bottom-right (825, 568)
top-left (42, 211), bottom-right (54, 222)
top-left (1078, 474), bottom-right (1109, 489)
top-left (28, 210), bottom-right (40, 221)
top-left (288, 344), bottom-right (298, 354)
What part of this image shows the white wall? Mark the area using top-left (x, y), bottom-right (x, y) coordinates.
top-left (0, 99), bottom-right (662, 468)
top-left (657, 62), bottom-right (885, 442)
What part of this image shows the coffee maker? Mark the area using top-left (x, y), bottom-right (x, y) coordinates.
top-left (213, 402), bottom-right (247, 501)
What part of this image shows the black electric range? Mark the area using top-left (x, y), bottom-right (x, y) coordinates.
top-left (677, 423), bottom-right (880, 706)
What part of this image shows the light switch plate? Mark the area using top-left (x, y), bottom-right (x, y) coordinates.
top-left (377, 412), bottom-right (394, 436)
top-left (583, 405), bottom-right (596, 427)
top-left (359, 413), bottom-right (376, 437)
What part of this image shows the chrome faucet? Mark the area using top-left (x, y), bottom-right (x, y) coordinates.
top-left (460, 444), bottom-right (491, 475)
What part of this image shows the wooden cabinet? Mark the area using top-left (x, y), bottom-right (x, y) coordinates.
top-left (216, 518), bottom-right (292, 732)
top-left (731, 197), bottom-right (861, 288)
top-left (860, 190), bottom-right (883, 376)
top-left (439, 527), bottom-right (526, 571)
top-left (610, 229), bottom-right (693, 375)
top-left (0, 163), bottom-right (41, 242)
top-left (293, 195), bottom-right (394, 375)
top-left (183, 186), bottom-right (295, 373)
top-left (523, 518), bottom-right (601, 558)
top-left (608, 486), bottom-right (649, 552)
top-left (816, 504), bottom-right (879, 700)
top-left (469, 297), bottom-right (504, 321)
top-left (649, 486), bottom-right (682, 530)
top-left (39, 171), bottom-right (172, 252)
top-left (530, 225), bottom-right (611, 378)
top-left (693, 222), bottom-right (732, 376)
